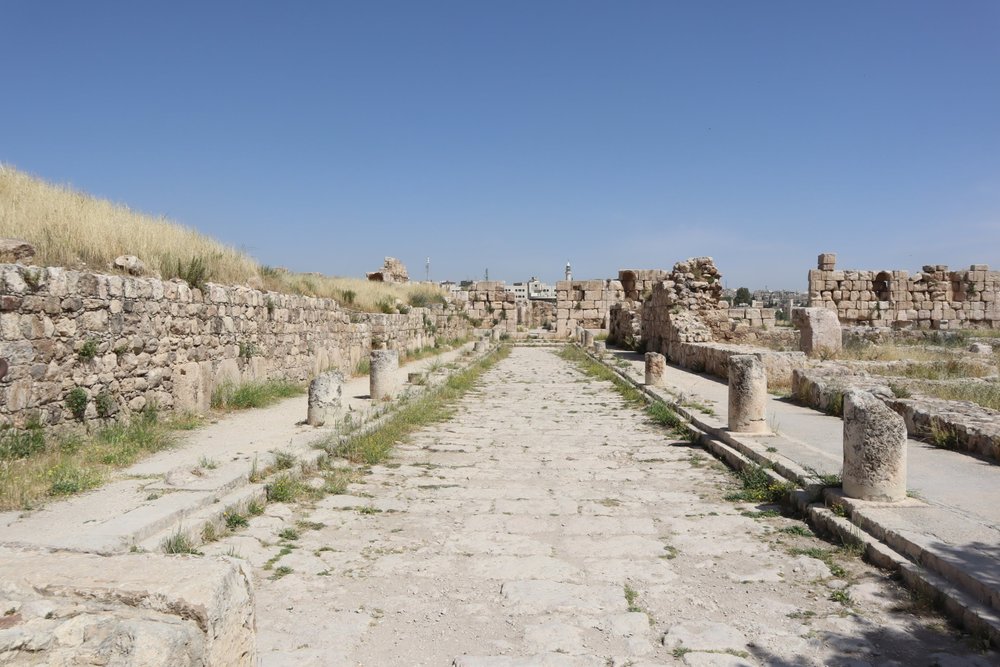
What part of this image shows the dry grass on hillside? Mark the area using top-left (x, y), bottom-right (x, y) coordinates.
top-left (0, 165), bottom-right (445, 312)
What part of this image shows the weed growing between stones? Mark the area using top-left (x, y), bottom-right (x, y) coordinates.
top-left (724, 465), bottom-right (794, 504)
top-left (266, 474), bottom-right (306, 503)
top-left (322, 346), bottom-right (511, 465)
top-left (161, 529), bottom-right (200, 555)
top-left (210, 379), bottom-right (304, 411)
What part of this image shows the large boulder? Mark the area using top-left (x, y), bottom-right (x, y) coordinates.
top-left (793, 307), bottom-right (843, 357)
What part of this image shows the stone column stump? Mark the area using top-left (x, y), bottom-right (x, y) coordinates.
top-left (645, 352), bottom-right (666, 387)
top-left (474, 339), bottom-right (489, 353)
top-left (582, 330), bottom-right (595, 349)
top-left (842, 390), bottom-right (907, 502)
top-left (307, 370), bottom-right (344, 426)
top-left (728, 354), bottom-right (768, 434)
top-left (593, 341), bottom-right (606, 356)
top-left (370, 349), bottom-right (400, 401)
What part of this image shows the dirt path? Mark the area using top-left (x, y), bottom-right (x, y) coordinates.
top-left (208, 347), bottom-right (993, 666)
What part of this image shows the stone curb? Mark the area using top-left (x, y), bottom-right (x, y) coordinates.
top-left (578, 343), bottom-right (1000, 646)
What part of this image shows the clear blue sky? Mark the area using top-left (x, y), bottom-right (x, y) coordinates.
top-left (3, 1), bottom-right (998, 289)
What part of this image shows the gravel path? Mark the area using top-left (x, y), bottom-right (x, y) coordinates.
top-left (208, 347), bottom-right (993, 666)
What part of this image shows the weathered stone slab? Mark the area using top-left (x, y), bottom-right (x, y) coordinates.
top-left (0, 548), bottom-right (256, 666)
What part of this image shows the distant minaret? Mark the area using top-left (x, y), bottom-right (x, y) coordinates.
top-left (485, 268), bottom-right (489, 281)
top-left (565, 261), bottom-right (572, 282)
top-left (425, 257), bottom-right (430, 282)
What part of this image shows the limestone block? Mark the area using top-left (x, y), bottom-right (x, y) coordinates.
top-left (645, 352), bottom-right (666, 387)
top-left (0, 548), bottom-right (256, 666)
top-left (307, 370), bottom-right (344, 426)
top-left (818, 253), bottom-right (837, 270)
top-left (727, 355), bottom-right (769, 434)
top-left (793, 307), bottom-right (842, 357)
top-left (842, 390), bottom-right (907, 502)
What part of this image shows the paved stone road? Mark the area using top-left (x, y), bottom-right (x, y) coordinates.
top-left (208, 348), bottom-right (993, 666)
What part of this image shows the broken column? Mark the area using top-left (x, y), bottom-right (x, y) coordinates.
top-left (593, 341), bottom-right (606, 356)
top-left (582, 330), bottom-right (595, 349)
top-left (644, 352), bottom-right (666, 387)
top-left (842, 390), bottom-right (907, 502)
top-left (728, 354), bottom-right (768, 434)
top-left (369, 349), bottom-right (400, 401)
top-left (307, 370), bottom-right (344, 427)
top-left (794, 307), bottom-right (843, 357)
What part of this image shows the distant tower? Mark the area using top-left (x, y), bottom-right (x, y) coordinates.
top-left (485, 268), bottom-right (489, 281)
top-left (425, 257), bottom-right (430, 282)
top-left (565, 261), bottom-right (572, 282)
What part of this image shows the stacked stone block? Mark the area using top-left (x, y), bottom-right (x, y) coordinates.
top-left (462, 281), bottom-right (517, 333)
top-left (0, 264), bottom-right (472, 427)
top-left (807, 253), bottom-right (1000, 329)
top-left (555, 279), bottom-right (624, 336)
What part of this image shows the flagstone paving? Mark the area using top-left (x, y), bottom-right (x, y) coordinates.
top-left (207, 347), bottom-right (995, 666)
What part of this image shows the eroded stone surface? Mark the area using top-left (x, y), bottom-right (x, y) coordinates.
top-left (208, 347), bottom-right (991, 666)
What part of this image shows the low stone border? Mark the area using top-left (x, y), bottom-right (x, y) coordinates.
top-left (793, 367), bottom-right (1000, 462)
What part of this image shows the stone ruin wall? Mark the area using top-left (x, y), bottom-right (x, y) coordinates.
top-left (555, 279), bottom-right (623, 335)
top-left (0, 264), bottom-right (472, 428)
top-left (456, 281), bottom-right (517, 333)
top-left (555, 269), bottom-right (673, 337)
top-left (808, 253), bottom-right (1000, 330)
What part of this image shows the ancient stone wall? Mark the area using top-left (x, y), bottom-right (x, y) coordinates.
top-left (460, 281), bottom-right (517, 333)
top-left (555, 279), bottom-right (624, 335)
top-left (608, 300), bottom-right (643, 349)
top-left (808, 253), bottom-right (1000, 329)
top-left (0, 264), bottom-right (471, 427)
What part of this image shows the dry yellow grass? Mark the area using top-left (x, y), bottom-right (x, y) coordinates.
top-left (0, 165), bottom-right (445, 312)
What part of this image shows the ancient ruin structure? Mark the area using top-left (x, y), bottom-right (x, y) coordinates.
top-left (0, 264), bottom-right (469, 427)
top-left (808, 253), bottom-right (1000, 329)
top-left (366, 256), bottom-right (409, 283)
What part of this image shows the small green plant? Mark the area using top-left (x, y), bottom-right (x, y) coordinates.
top-left (830, 589), bottom-right (852, 605)
top-left (238, 341), bottom-right (259, 359)
top-left (270, 565), bottom-right (293, 580)
top-left (198, 455), bottom-right (218, 470)
top-left (377, 298), bottom-right (395, 314)
top-left (354, 357), bottom-right (371, 377)
top-left (340, 289), bottom-right (356, 305)
top-left (926, 420), bottom-right (959, 449)
top-left (278, 527), bottom-right (300, 541)
top-left (48, 462), bottom-right (101, 496)
top-left (94, 390), bottom-right (116, 418)
top-left (780, 525), bottom-right (813, 537)
top-left (888, 382), bottom-right (911, 399)
top-left (725, 465), bottom-right (793, 503)
top-left (78, 339), bottom-right (99, 362)
top-left (22, 268), bottom-right (44, 290)
top-left (161, 529), bottom-right (200, 555)
top-left (246, 499), bottom-right (264, 516)
top-left (266, 474), bottom-right (304, 503)
top-left (265, 296), bottom-right (276, 317)
top-left (201, 522), bottom-right (218, 543)
top-left (272, 450), bottom-right (297, 470)
top-left (624, 584), bottom-right (641, 613)
top-left (176, 256), bottom-right (209, 291)
top-left (65, 388), bottom-right (89, 421)
top-left (0, 422), bottom-right (46, 460)
top-left (225, 511), bottom-right (249, 530)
